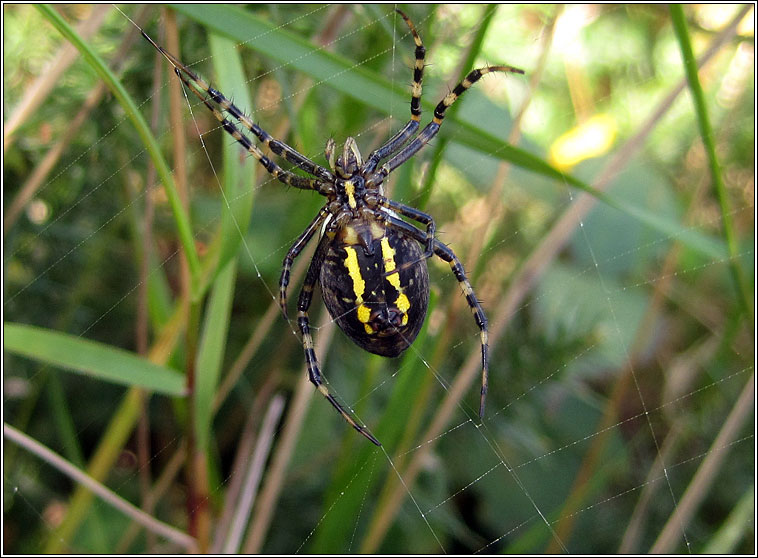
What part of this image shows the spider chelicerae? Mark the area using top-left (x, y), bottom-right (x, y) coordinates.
top-left (142, 9), bottom-right (523, 445)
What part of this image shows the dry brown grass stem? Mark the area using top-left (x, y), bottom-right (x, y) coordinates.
top-left (650, 372), bottom-right (755, 553)
top-left (618, 335), bottom-right (720, 552)
top-left (223, 394), bottom-right (286, 553)
top-left (4, 423), bottom-right (197, 552)
top-left (135, 15), bottom-right (165, 551)
top-left (242, 322), bottom-right (337, 552)
top-left (211, 373), bottom-right (280, 551)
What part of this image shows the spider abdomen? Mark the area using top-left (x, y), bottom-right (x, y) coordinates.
top-left (320, 222), bottom-right (429, 358)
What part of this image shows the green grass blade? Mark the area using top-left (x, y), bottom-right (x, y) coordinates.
top-left (669, 5), bottom-right (753, 321)
top-left (36, 4), bottom-right (202, 288)
top-left (169, 4), bottom-right (727, 264)
top-left (194, 261), bottom-right (237, 452)
top-left (172, 5), bottom-right (413, 114)
top-left (416, 4), bottom-right (498, 210)
top-left (146, 250), bottom-right (175, 330)
top-left (169, 5), bottom-right (541, 171)
top-left (4, 323), bottom-right (185, 396)
top-left (210, 32), bottom-right (256, 276)
top-left (192, 32), bottom-right (254, 453)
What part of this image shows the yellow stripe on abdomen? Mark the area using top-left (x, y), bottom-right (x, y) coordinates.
top-left (380, 237), bottom-right (410, 325)
top-left (343, 246), bottom-right (365, 299)
top-left (343, 246), bottom-right (374, 333)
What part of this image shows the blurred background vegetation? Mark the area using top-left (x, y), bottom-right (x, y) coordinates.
top-left (3, 4), bottom-right (754, 554)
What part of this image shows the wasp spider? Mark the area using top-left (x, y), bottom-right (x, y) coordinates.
top-left (143, 9), bottom-right (523, 445)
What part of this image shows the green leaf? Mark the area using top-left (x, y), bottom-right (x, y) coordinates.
top-left (4, 323), bottom-right (185, 396)
top-left (194, 261), bottom-right (237, 452)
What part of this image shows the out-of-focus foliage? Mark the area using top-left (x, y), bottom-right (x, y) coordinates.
top-left (3, 4), bottom-right (754, 554)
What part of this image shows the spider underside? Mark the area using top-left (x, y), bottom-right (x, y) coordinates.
top-left (143, 9), bottom-right (523, 446)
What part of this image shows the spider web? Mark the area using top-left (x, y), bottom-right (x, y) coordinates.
top-left (3, 4), bottom-right (754, 555)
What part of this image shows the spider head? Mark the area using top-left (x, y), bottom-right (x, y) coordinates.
top-left (326, 137), bottom-right (363, 179)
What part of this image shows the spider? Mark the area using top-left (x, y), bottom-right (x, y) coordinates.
top-left (142, 9), bottom-right (523, 445)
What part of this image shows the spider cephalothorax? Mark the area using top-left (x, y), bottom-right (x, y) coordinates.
top-left (143, 9), bottom-right (523, 445)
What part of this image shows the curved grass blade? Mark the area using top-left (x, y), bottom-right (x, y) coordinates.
top-left (4, 323), bottom-right (185, 396)
top-left (170, 4), bottom-right (727, 263)
top-left (36, 4), bottom-right (202, 291)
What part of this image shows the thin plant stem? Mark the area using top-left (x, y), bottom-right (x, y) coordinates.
top-left (669, 4), bottom-right (753, 326)
top-left (4, 423), bottom-right (198, 552)
top-left (650, 373), bottom-right (755, 553)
